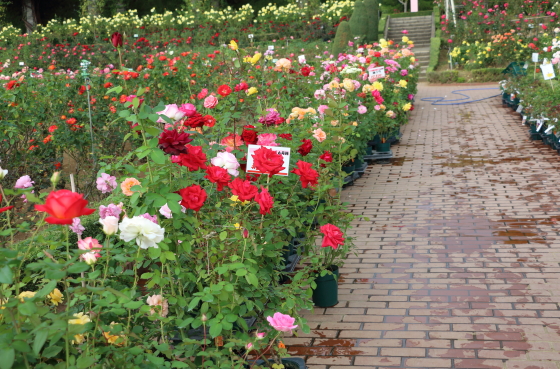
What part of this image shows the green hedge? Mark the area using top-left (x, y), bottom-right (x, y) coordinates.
top-left (471, 68), bottom-right (505, 82)
top-left (426, 37), bottom-right (441, 73)
top-left (427, 70), bottom-right (458, 83)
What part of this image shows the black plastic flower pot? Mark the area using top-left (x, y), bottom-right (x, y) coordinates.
top-left (312, 265), bottom-right (339, 308)
top-left (376, 142), bottom-right (391, 152)
top-left (249, 357), bottom-right (306, 369)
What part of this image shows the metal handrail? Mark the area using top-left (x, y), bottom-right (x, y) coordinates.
top-left (384, 15), bottom-right (391, 40)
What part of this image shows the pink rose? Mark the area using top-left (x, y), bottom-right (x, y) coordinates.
top-left (266, 312), bottom-right (298, 333)
top-left (14, 175), bottom-right (34, 189)
top-left (157, 104), bottom-right (185, 123)
top-left (96, 173), bottom-right (117, 193)
top-left (357, 105), bottom-right (367, 114)
top-left (204, 95), bottom-right (218, 109)
top-left (317, 105), bottom-right (329, 116)
top-left (257, 133), bottom-right (278, 147)
top-left (179, 103), bottom-right (197, 117)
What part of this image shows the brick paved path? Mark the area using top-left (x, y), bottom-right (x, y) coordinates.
top-left (288, 84), bottom-right (560, 369)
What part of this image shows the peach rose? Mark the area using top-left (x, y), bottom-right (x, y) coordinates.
top-left (121, 178), bottom-right (141, 196)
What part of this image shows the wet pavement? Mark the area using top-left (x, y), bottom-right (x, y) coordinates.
top-left (288, 84), bottom-right (560, 369)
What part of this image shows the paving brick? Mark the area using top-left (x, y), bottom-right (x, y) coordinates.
top-left (297, 84), bottom-right (560, 368)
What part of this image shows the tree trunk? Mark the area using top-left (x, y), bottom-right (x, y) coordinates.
top-left (115, 0), bottom-right (126, 13)
top-left (87, 0), bottom-right (101, 16)
top-left (22, 0), bottom-right (38, 33)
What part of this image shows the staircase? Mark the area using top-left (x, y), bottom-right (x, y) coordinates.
top-left (386, 14), bottom-right (433, 81)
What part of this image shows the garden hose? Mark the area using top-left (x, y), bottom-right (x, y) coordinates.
top-left (421, 88), bottom-right (501, 105)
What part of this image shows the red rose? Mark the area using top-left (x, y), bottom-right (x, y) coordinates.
top-left (177, 184), bottom-right (207, 212)
top-left (34, 189), bottom-right (95, 225)
top-left (204, 166), bottom-right (231, 191)
top-left (5, 80), bottom-right (18, 90)
top-left (158, 129), bottom-right (192, 155)
top-left (255, 186), bottom-right (274, 215)
top-left (229, 178), bottom-right (258, 201)
top-left (279, 133), bottom-right (292, 140)
top-left (203, 115), bottom-right (216, 127)
top-left (319, 151), bottom-right (333, 162)
top-left (292, 160), bottom-right (319, 189)
top-left (319, 223), bottom-right (345, 249)
top-left (171, 145), bottom-right (207, 171)
top-left (185, 113), bottom-right (206, 128)
top-left (234, 82), bottom-right (249, 91)
top-left (217, 84), bottom-right (232, 97)
top-left (0, 194), bottom-right (14, 214)
top-left (373, 51), bottom-right (381, 57)
top-left (241, 127), bottom-right (258, 145)
top-left (301, 66), bottom-right (311, 76)
top-left (297, 139), bottom-right (313, 156)
top-left (252, 147), bottom-right (285, 176)
top-left (111, 32), bottom-right (123, 48)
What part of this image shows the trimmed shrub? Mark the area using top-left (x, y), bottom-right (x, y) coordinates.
top-left (332, 20), bottom-right (352, 57)
top-left (426, 37), bottom-right (441, 73)
top-left (364, 0), bottom-right (379, 42)
top-left (471, 68), bottom-right (505, 82)
top-left (349, 0), bottom-right (368, 38)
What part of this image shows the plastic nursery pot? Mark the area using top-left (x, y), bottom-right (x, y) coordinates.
top-left (341, 164), bottom-right (354, 175)
top-left (354, 156), bottom-right (365, 169)
top-left (248, 358), bottom-right (306, 369)
top-left (376, 141), bottom-right (391, 153)
top-left (366, 146), bottom-right (373, 155)
top-left (312, 265), bottom-right (339, 308)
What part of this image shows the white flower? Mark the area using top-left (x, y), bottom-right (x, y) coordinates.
top-left (159, 204), bottom-right (173, 219)
top-left (211, 152), bottom-right (240, 176)
top-left (0, 166), bottom-right (7, 180)
top-left (82, 252), bottom-right (98, 265)
top-left (99, 216), bottom-right (119, 236)
top-left (119, 216), bottom-right (165, 249)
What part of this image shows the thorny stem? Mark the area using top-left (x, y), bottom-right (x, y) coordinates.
top-left (0, 184), bottom-right (14, 245)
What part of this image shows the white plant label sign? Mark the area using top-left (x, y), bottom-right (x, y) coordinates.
top-left (369, 66), bottom-right (385, 79)
top-left (19, 62), bottom-right (24, 66)
top-left (532, 53), bottom-right (539, 62)
top-left (246, 145), bottom-right (291, 176)
top-left (542, 63), bottom-right (556, 80)
top-left (516, 105), bottom-right (523, 113)
top-left (545, 124), bottom-right (554, 134)
top-left (298, 55), bottom-right (306, 64)
top-left (522, 115), bottom-right (527, 125)
top-left (248, 34), bottom-right (254, 39)
top-left (537, 120), bottom-right (544, 132)
top-left (523, 62), bottom-right (529, 69)
top-left (134, 34), bottom-right (138, 38)
top-left (268, 45), bottom-right (274, 50)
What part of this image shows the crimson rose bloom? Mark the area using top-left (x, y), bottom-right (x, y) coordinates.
top-left (204, 166), bottom-right (231, 191)
top-left (177, 185), bottom-right (207, 212)
top-left (217, 84), bottom-right (232, 97)
top-left (255, 186), bottom-right (274, 215)
top-left (35, 190), bottom-right (95, 225)
top-left (320, 223), bottom-right (345, 249)
top-left (0, 194), bottom-right (14, 214)
top-left (241, 127), bottom-right (258, 145)
top-left (229, 178), bottom-right (258, 201)
top-left (319, 151), bottom-right (333, 162)
top-left (301, 66), bottom-right (311, 76)
top-left (171, 144), bottom-right (207, 171)
top-left (184, 112), bottom-right (206, 128)
top-left (297, 139), bottom-right (313, 156)
top-left (279, 133), bottom-right (292, 140)
top-left (252, 147), bottom-right (285, 176)
top-left (158, 129), bottom-right (192, 155)
top-left (292, 160), bottom-right (319, 189)
top-left (111, 32), bottom-right (123, 48)
top-left (234, 82), bottom-right (249, 91)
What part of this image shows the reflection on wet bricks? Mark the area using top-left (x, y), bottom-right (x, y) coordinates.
top-left (287, 83), bottom-right (560, 369)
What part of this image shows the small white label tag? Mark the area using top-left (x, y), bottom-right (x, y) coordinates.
top-left (268, 45), bottom-right (274, 50)
top-left (19, 62), bottom-right (24, 66)
top-left (523, 62), bottom-right (529, 69)
top-left (298, 55), bottom-right (306, 64)
top-left (248, 34), bottom-right (254, 39)
top-left (532, 53), bottom-right (539, 62)
top-left (542, 63), bottom-right (556, 80)
top-left (246, 145), bottom-right (290, 176)
top-left (537, 120), bottom-right (544, 132)
top-left (272, 59), bottom-right (278, 63)
top-left (522, 116), bottom-right (527, 125)
top-left (516, 105), bottom-right (523, 113)
top-left (368, 66), bottom-right (386, 79)
top-left (545, 125), bottom-right (554, 134)
top-left (134, 34), bottom-right (138, 38)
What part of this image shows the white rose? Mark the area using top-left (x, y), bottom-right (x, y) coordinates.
top-left (0, 166), bottom-right (7, 180)
top-left (99, 216), bottom-right (119, 236)
top-left (157, 104), bottom-right (185, 123)
top-left (159, 204), bottom-right (173, 219)
top-left (211, 152), bottom-right (240, 176)
top-left (119, 216), bottom-right (165, 249)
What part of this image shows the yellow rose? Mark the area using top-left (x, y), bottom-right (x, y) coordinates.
top-left (69, 312), bottom-right (91, 325)
top-left (398, 80), bottom-right (407, 88)
top-left (343, 78), bottom-right (355, 92)
top-left (229, 40), bottom-right (238, 51)
top-left (403, 103), bottom-right (412, 111)
top-left (18, 291), bottom-right (36, 302)
top-left (372, 81), bottom-right (383, 91)
top-left (246, 87), bottom-right (258, 96)
top-left (402, 36), bottom-right (409, 43)
top-left (48, 288), bottom-right (64, 306)
top-left (251, 53), bottom-right (261, 64)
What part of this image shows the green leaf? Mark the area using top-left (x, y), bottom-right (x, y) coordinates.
top-left (219, 231), bottom-right (227, 241)
top-left (33, 329), bottom-right (48, 356)
top-left (35, 280), bottom-right (57, 299)
top-left (67, 262), bottom-right (91, 274)
top-left (171, 361), bottom-right (190, 368)
top-left (123, 301), bottom-right (144, 309)
top-left (18, 301), bottom-right (37, 316)
top-left (235, 269), bottom-right (247, 277)
top-left (118, 109), bottom-right (131, 118)
top-left (245, 273), bottom-right (258, 287)
top-left (0, 347), bottom-right (14, 369)
top-left (106, 86), bottom-right (123, 95)
top-left (77, 356), bottom-right (96, 368)
top-left (12, 341), bottom-right (30, 353)
top-left (148, 247), bottom-right (161, 259)
top-left (280, 209), bottom-right (289, 218)
top-left (0, 266), bottom-right (13, 284)
top-left (145, 126), bottom-right (160, 137)
top-left (208, 323), bottom-right (222, 338)
top-left (150, 149), bottom-right (167, 165)
top-left (187, 297), bottom-right (200, 311)
top-left (42, 345), bottom-right (62, 358)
